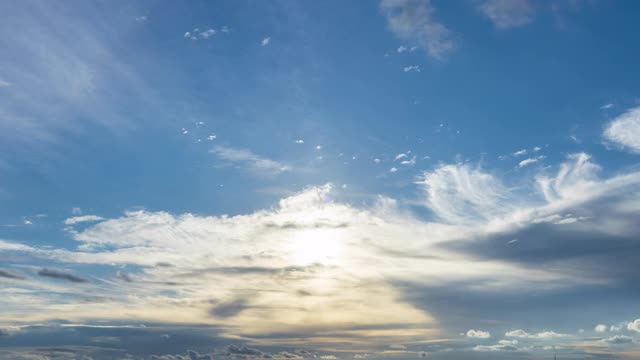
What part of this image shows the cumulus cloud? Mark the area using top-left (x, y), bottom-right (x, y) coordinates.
top-left (627, 319), bottom-right (640, 332)
top-left (261, 37), bottom-right (271, 46)
top-left (477, 0), bottom-right (534, 29)
top-left (466, 329), bottom-right (491, 338)
top-left (603, 106), bottom-right (640, 153)
top-left (210, 145), bottom-right (289, 174)
top-left (380, 0), bottom-right (456, 59)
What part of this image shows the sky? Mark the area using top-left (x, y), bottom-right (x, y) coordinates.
top-left (1, 0), bottom-right (640, 359)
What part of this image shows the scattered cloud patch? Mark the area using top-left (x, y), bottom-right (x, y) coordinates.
top-left (603, 106), bottom-right (640, 153)
top-left (64, 215), bottom-right (105, 225)
top-left (403, 65), bottom-right (421, 72)
top-left (477, 0), bottom-right (534, 29)
top-left (380, 0), bottom-right (456, 59)
top-left (261, 37), bottom-right (271, 46)
top-left (210, 145), bottom-right (289, 174)
top-left (466, 329), bottom-right (491, 338)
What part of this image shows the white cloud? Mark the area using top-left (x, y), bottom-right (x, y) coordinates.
top-left (135, 15), bottom-right (147, 22)
top-left (518, 156), bottom-right (545, 168)
top-left (380, 0), bottom-right (456, 59)
top-left (627, 319), bottom-right (640, 333)
top-left (512, 149), bottom-right (527, 156)
top-left (595, 324), bottom-right (607, 333)
top-left (207, 134), bottom-right (217, 140)
top-left (0, 79), bottom-right (11, 87)
top-left (395, 153), bottom-right (408, 161)
top-left (518, 158), bottom-right (538, 168)
top-left (374, 158), bottom-right (381, 164)
top-left (71, 207), bottom-right (82, 215)
top-left (210, 145), bottom-right (290, 175)
top-left (389, 167), bottom-right (398, 173)
top-left (473, 339), bottom-right (518, 352)
top-left (400, 156), bottom-right (416, 166)
top-left (532, 146), bottom-right (542, 152)
top-left (505, 330), bottom-right (569, 339)
top-left (601, 103), bottom-right (614, 110)
top-left (64, 215), bottom-right (105, 225)
top-left (403, 65), bottom-right (421, 73)
top-left (603, 106), bottom-right (640, 153)
top-left (418, 163), bottom-right (518, 224)
top-left (466, 329), bottom-right (491, 338)
top-left (477, 0), bottom-right (534, 29)
top-left (261, 37), bottom-right (271, 46)
top-left (295, 139), bottom-right (304, 144)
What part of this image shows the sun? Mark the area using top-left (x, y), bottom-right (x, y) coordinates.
top-left (289, 228), bottom-right (344, 266)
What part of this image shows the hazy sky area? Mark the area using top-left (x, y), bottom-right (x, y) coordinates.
top-left (2, 0), bottom-right (640, 359)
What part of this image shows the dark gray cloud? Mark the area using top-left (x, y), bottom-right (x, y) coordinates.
top-left (209, 299), bottom-right (250, 319)
top-left (0, 269), bottom-right (25, 280)
top-left (38, 268), bottom-right (89, 283)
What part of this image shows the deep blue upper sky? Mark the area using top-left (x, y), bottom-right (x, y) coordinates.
top-left (2, 1), bottom-right (640, 359)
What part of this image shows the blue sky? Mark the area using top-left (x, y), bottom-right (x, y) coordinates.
top-left (2, 0), bottom-right (640, 359)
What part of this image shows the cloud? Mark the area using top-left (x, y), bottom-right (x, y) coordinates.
top-left (603, 106), bottom-right (640, 153)
top-left (417, 163), bottom-right (518, 224)
top-left (403, 65), bottom-right (421, 72)
top-left (295, 139), bottom-right (304, 144)
top-left (394, 153), bottom-right (408, 161)
top-left (37, 268), bottom-right (89, 283)
top-left (477, 0), bottom-right (534, 29)
top-left (64, 215), bottom-right (105, 225)
top-left (466, 329), bottom-right (491, 338)
top-left (512, 149), bottom-right (527, 156)
top-left (601, 335), bottom-right (633, 345)
top-left (210, 298), bottom-right (250, 319)
top-left (184, 27), bottom-right (224, 41)
top-left (210, 145), bottom-right (289, 174)
top-left (595, 324), bottom-right (608, 333)
top-left (389, 167), bottom-right (398, 173)
top-left (226, 345), bottom-right (271, 358)
top-left (0, 79), bottom-right (11, 87)
top-left (505, 330), bottom-right (569, 339)
top-left (627, 319), bottom-right (640, 332)
top-left (518, 156), bottom-right (544, 168)
top-left (0, 269), bottom-right (25, 280)
top-left (261, 37), bottom-right (271, 46)
top-left (380, 0), bottom-right (456, 59)
top-left (473, 339), bottom-right (519, 352)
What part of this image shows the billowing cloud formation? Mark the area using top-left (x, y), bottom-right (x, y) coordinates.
top-left (604, 106), bottom-right (640, 153)
top-left (380, 0), bottom-right (456, 59)
top-left (3, 153), bottom-right (640, 354)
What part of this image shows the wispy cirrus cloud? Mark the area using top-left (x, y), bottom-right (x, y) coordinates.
top-left (477, 0), bottom-right (535, 29)
top-left (210, 145), bottom-right (290, 175)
